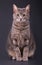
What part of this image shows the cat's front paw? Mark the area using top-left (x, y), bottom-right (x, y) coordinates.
top-left (16, 57), bottom-right (22, 61)
top-left (23, 47), bottom-right (29, 61)
top-left (22, 57), bottom-right (28, 61)
top-left (15, 47), bottom-right (22, 61)
top-left (9, 56), bottom-right (16, 60)
top-left (12, 56), bottom-right (16, 60)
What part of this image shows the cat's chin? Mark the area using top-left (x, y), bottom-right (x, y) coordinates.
top-left (14, 21), bottom-right (28, 26)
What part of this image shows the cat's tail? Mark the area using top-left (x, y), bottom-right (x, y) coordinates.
top-left (28, 42), bottom-right (36, 57)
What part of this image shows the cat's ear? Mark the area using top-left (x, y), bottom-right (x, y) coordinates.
top-left (26, 4), bottom-right (30, 12)
top-left (13, 4), bottom-right (18, 13)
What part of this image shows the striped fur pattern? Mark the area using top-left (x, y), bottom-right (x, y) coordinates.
top-left (6, 4), bottom-right (36, 61)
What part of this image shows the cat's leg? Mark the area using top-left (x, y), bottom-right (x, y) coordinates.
top-left (7, 49), bottom-right (16, 60)
top-left (15, 47), bottom-right (22, 61)
top-left (22, 46), bottom-right (29, 61)
top-left (6, 33), bottom-right (16, 60)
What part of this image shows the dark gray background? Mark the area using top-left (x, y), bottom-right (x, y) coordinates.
top-left (0, 0), bottom-right (42, 65)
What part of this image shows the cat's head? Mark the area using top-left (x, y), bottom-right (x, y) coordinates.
top-left (13, 4), bottom-right (30, 23)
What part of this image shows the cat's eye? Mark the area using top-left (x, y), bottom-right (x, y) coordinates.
top-left (17, 14), bottom-right (19, 16)
top-left (23, 14), bottom-right (25, 16)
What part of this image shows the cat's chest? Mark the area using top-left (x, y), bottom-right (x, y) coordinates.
top-left (11, 26), bottom-right (30, 39)
top-left (11, 21), bottom-right (30, 38)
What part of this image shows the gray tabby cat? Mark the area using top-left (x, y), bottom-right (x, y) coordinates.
top-left (6, 4), bottom-right (36, 61)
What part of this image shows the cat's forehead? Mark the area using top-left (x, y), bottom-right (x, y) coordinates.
top-left (18, 8), bottom-right (26, 12)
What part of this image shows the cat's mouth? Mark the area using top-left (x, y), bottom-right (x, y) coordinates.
top-left (16, 18), bottom-right (26, 22)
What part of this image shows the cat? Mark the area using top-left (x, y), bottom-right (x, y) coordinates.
top-left (6, 4), bottom-right (36, 61)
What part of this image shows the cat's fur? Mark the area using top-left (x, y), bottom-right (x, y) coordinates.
top-left (6, 4), bottom-right (36, 61)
